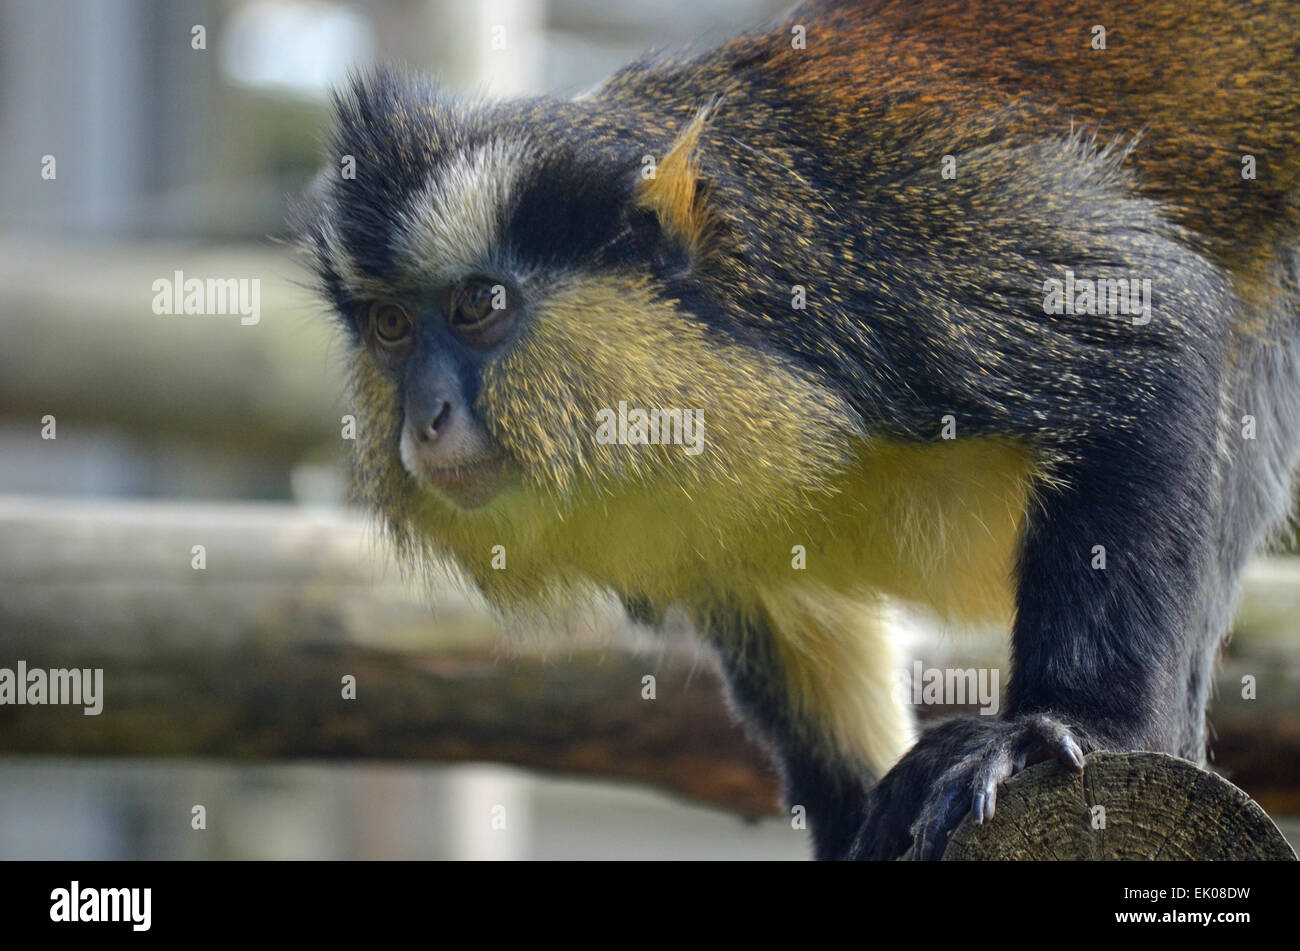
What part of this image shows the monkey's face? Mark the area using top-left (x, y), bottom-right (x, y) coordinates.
top-left (364, 279), bottom-right (521, 512)
top-left (299, 72), bottom-right (858, 600)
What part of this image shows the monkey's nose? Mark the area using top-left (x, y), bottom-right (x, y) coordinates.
top-left (415, 401), bottom-right (453, 443)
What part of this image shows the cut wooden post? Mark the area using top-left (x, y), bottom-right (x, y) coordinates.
top-left (941, 752), bottom-right (1296, 860)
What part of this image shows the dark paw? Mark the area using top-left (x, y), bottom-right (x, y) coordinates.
top-left (854, 713), bottom-right (1089, 861)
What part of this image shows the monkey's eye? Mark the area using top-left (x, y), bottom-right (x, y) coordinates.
top-left (368, 302), bottom-right (413, 348)
top-left (447, 279), bottom-right (514, 348)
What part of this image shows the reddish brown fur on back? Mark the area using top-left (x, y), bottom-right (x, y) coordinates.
top-left (734, 0), bottom-right (1298, 281)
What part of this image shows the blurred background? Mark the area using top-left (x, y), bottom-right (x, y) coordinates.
top-left (0, 0), bottom-right (1297, 860)
top-left (0, 0), bottom-right (817, 861)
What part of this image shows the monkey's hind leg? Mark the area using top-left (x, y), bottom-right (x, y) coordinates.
top-left (709, 587), bottom-right (913, 860)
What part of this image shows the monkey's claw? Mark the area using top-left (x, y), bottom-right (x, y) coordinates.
top-left (909, 714), bottom-right (1086, 860)
top-left (854, 713), bottom-right (1090, 860)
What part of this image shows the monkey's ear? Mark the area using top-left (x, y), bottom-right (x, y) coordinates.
top-left (633, 103), bottom-right (720, 268)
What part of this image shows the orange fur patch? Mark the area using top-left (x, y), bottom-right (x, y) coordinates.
top-left (634, 104), bottom-right (719, 262)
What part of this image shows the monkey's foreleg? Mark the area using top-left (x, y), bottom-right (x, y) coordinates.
top-left (855, 410), bottom-right (1220, 859)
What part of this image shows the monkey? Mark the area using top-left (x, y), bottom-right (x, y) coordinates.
top-left (294, 0), bottom-right (1300, 860)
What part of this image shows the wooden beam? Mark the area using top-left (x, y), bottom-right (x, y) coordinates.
top-left (3, 496), bottom-right (1299, 822)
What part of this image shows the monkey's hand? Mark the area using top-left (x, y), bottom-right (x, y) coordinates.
top-left (854, 713), bottom-right (1090, 860)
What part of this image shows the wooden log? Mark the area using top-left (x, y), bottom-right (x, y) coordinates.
top-left (942, 752), bottom-right (1296, 860)
top-left (0, 496), bottom-right (779, 816)
top-left (2, 496), bottom-right (1299, 824)
top-left (0, 643), bottom-right (779, 820)
top-left (0, 241), bottom-right (341, 461)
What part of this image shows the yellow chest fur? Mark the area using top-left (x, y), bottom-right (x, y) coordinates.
top-left (446, 437), bottom-right (1035, 628)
